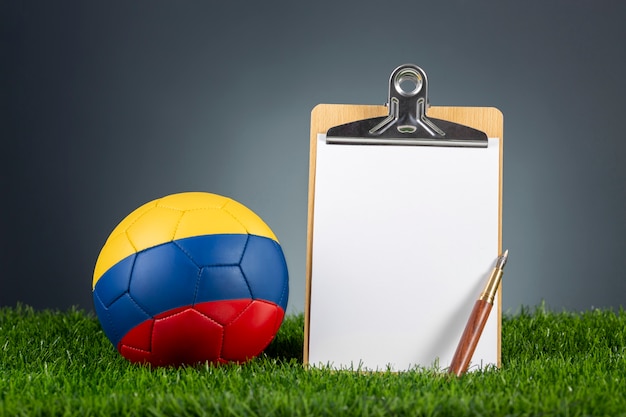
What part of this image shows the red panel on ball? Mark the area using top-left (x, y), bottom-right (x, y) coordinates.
top-left (120, 319), bottom-right (153, 352)
top-left (222, 300), bottom-right (284, 362)
top-left (119, 344), bottom-right (151, 364)
top-left (150, 309), bottom-right (224, 366)
top-left (193, 299), bottom-right (251, 325)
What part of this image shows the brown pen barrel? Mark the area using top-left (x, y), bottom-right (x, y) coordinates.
top-left (448, 299), bottom-right (493, 377)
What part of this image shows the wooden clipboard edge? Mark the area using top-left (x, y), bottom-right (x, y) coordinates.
top-left (304, 104), bottom-right (504, 368)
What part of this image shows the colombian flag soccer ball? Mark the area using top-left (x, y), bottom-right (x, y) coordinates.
top-left (92, 192), bottom-right (289, 367)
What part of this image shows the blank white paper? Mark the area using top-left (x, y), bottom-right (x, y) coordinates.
top-left (308, 134), bottom-right (500, 371)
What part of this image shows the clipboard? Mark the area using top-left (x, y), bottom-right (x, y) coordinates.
top-left (304, 64), bottom-right (503, 372)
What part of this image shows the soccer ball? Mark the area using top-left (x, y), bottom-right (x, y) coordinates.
top-left (92, 192), bottom-right (289, 367)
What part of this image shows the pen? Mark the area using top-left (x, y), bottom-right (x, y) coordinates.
top-left (448, 249), bottom-right (509, 377)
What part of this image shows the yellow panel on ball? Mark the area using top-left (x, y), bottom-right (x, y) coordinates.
top-left (107, 200), bottom-right (156, 238)
top-left (125, 206), bottom-right (183, 250)
top-left (92, 232), bottom-right (137, 288)
top-left (222, 199), bottom-right (278, 242)
top-left (156, 192), bottom-right (228, 211)
top-left (174, 208), bottom-right (248, 239)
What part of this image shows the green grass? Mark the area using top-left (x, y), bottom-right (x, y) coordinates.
top-left (1, 304), bottom-right (625, 416)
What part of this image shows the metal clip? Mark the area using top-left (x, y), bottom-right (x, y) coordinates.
top-left (326, 64), bottom-right (488, 147)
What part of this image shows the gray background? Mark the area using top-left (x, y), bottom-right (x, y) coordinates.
top-left (2, 1), bottom-right (625, 315)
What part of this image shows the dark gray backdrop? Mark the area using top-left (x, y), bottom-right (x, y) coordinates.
top-left (2, 1), bottom-right (625, 314)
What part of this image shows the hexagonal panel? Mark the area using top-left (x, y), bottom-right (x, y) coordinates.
top-left (221, 300), bottom-right (283, 362)
top-left (126, 206), bottom-right (183, 252)
top-left (194, 265), bottom-right (252, 304)
top-left (239, 235), bottom-right (289, 310)
top-left (173, 234), bottom-right (248, 267)
top-left (151, 308), bottom-right (224, 366)
top-left (129, 242), bottom-right (200, 316)
top-left (174, 208), bottom-right (247, 241)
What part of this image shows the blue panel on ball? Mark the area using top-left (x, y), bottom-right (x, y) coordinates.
top-left (93, 290), bottom-right (115, 342)
top-left (240, 236), bottom-right (289, 311)
top-left (174, 234), bottom-right (248, 266)
top-left (129, 242), bottom-right (200, 317)
top-left (194, 265), bottom-right (252, 303)
top-left (93, 290), bottom-right (151, 347)
top-left (94, 254), bottom-right (136, 307)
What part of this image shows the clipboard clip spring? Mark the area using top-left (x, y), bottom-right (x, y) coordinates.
top-left (326, 64), bottom-right (488, 148)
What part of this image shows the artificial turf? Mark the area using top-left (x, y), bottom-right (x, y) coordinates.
top-left (1, 304), bottom-right (625, 416)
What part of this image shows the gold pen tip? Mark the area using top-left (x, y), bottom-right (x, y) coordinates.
top-left (495, 249), bottom-right (509, 269)
top-left (496, 249), bottom-right (509, 269)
